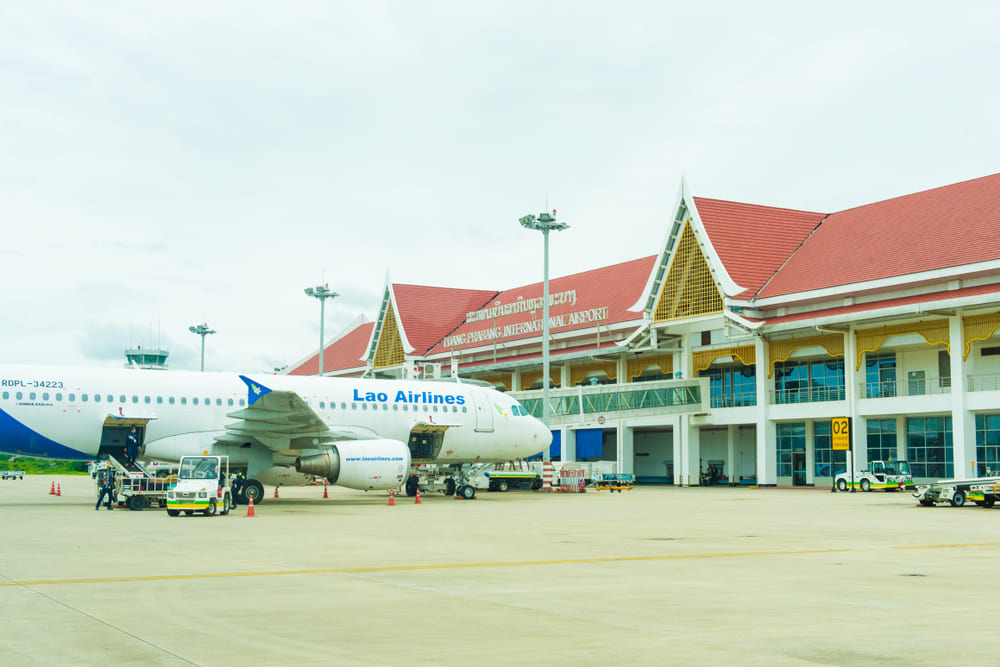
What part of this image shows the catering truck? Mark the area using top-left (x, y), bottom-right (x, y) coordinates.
top-left (835, 460), bottom-right (913, 492)
top-left (166, 455), bottom-right (232, 517)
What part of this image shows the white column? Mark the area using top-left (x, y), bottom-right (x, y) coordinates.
top-left (563, 428), bottom-right (577, 463)
top-left (805, 421), bottom-right (815, 486)
top-left (727, 424), bottom-right (737, 486)
top-left (949, 313), bottom-right (976, 476)
top-left (754, 336), bottom-right (777, 485)
top-left (620, 423), bottom-right (634, 475)
top-left (846, 325), bottom-right (868, 471)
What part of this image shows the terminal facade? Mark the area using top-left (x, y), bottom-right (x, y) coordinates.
top-left (286, 173), bottom-right (1000, 487)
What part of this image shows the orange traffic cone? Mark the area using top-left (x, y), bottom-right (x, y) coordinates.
top-left (323, 482), bottom-right (329, 499)
top-left (56, 484), bottom-right (62, 497)
top-left (245, 494), bottom-right (256, 517)
top-left (415, 487), bottom-right (421, 504)
top-left (273, 486), bottom-right (279, 499)
top-left (49, 481), bottom-right (56, 495)
top-left (388, 490), bottom-right (395, 506)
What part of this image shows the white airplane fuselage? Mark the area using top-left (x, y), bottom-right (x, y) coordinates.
top-left (0, 365), bottom-right (551, 475)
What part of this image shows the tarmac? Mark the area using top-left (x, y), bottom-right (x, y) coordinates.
top-left (2, 475), bottom-right (1000, 666)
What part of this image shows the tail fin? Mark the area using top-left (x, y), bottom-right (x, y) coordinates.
top-left (238, 375), bottom-right (273, 406)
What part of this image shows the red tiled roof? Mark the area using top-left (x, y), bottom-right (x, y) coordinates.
top-left (288, 321), bottom-right (375, 376)
top-left (429, 256), bottom-right (655, 355)
top-left (693, 197), bottom-right (825, 299)
top-left (392, 284), bottom-right (498, 355)
top-left (758, 172), bottom-right (1000, 299)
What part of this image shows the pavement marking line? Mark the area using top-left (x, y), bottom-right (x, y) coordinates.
top-left (3, 542), bottom-right (998, 587)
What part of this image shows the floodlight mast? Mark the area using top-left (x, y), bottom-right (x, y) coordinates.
top-left (187, 323), bottom-right (216, 372)
top-left (519, 210), bottom-right (569, 462)
top-left (304, 284), bottom-right (339, 377)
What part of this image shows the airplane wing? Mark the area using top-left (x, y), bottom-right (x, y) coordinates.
top-left (213, 376), bottom-right (378, 453)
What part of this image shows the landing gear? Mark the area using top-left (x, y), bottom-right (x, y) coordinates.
top-left (456, 484), bottom-right (476, 500)
top-left (405, 475), bottom-right (420, 497)
top-left (243, 480), bottom-right (265, 505)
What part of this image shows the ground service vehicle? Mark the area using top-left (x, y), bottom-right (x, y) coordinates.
top-left (914, 475), bottom-right (1000, 507)
top-left (835, 460), bottom-right (913, 492)
top-left (166, 455), bottom-right (232, 517)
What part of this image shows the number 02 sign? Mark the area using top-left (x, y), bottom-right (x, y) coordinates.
top-left (831, 417), bottom-right (851, 451)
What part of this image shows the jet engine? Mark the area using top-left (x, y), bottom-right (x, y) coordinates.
top-left (295, 439), bottom-right (411, 491)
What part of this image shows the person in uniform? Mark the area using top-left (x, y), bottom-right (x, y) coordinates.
top-left (125, 426), bottom-right (139, 467)
top-left (231, 471), bottom-right (245, 508)
top-left (95, 472), bottom-right (115, 510)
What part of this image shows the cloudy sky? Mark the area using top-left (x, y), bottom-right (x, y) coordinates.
top-left (2, 1), bottom-right (998, 373)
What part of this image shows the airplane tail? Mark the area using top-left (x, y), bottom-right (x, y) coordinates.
top-left (238, 375), bottom-right (273, 406)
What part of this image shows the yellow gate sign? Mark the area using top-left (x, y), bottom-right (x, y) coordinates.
top-left (832, 417), bottom-right (851, 451)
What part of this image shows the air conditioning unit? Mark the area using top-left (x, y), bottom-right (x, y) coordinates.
top-left (425, 363), bottom-right (441, 379)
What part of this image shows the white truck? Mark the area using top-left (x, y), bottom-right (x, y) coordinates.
top-left (835, 460), bottom-right (913, 492)
top-left (166, 455), bottom-right (233, 517)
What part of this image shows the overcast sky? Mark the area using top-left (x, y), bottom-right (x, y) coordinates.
top-left (2, 1), bottom-right (998, 373)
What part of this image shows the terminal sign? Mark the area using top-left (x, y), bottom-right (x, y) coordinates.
top-left (831, 417), bottom-right (851, 451)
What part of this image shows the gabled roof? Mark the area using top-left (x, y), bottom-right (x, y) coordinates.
top-left (758, 172), bottom-right (1000, 299)
top-left (287, 319), bottom-right (375, 376)
top-left (429, 256), bottom-right (655, 355)
top-left (390, 284), bottom-right (498, 356)
top-left (692, 197), bottom-right (825, 299)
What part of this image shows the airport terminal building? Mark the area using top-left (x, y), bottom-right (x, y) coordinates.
top-left (286, 173), bottom-right (1000, 487)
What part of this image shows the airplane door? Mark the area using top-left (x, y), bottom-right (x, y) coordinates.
top-left (471, 390), bottom-right (494, 432)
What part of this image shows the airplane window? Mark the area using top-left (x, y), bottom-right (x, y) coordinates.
top-left (204, 397), bottom-right (209, 405)
top-left (66, 393), bottom-right (73, 401)
top-left (228, 398), bottom-right (234, 406)
top-left (423, 405), bottom-right (429, 412)
top-left (216, 398), bottom-right (222, 406)
top-left (181, 397), bottom-right (187, 405)
top-left (156, 396), bottom-right (163, 404)
top-left (80, 394), bottom-right (86, 402)
top-left (351, 403), bottom-right (357, 410)
top-left (393, 404), bottom-right (398, 411)
top-left (17, 392), bottom-right (24, 400)
top-left (31, 392), bottom-right (38, 400)
top-left (169, 397), bottom-right (175, 405)
top-left (131, 395), bottom-right (138, 404)
top-left (361, 403), bottom-right (368, 410)
top-left (107, 395), bottom-right (113, 402)
top-left (319, 401), bottom-right (325, 409)
top-left (462, 406), bottom-right (468, 413)
top-left (144, 396), bottom-right (151, 404)
top-left (120, 395), bottom-right (126, 403)
top-left (94, 394), bottom-right (100, 402)
top-left (432, 405), bottom-right (438, 412)
top-left (193, 398), bottom-right (199, 406)
top-left (340, 402), bottom-right (346, 409)
top-left (43, 392), bottom-right (49, 401)
top-left (2, 391), bottom-right (7, 400)
top-left (54, 393), bottom-right (60, 401)
top-left (382, 404), bottom-right (388, 411)
top-left (239, 399), bottom-right (245, 406)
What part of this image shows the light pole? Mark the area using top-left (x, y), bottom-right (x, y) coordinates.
top-left (519, 209), bottom-right (569, 462)
top-left (304, 284), bottom-right (339, 377)
top-left (188, 323), bottom-right (216, 372)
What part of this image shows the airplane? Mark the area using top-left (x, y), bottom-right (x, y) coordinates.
top-left (0, 364), bottom-right (552, 502)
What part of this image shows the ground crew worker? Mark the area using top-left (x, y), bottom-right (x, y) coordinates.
top-left (125, 426), bottom-right (139, 467)
top-left (231, 471), bottom-right (245, 508)
top-left (95, 472), bottom-right (115, 510)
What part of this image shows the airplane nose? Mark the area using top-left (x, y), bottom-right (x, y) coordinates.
top-left (534, 420), bottom-right (552, 448)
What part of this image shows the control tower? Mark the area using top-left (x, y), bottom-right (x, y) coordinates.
top-left (125, 345), bottom-right (169, 370)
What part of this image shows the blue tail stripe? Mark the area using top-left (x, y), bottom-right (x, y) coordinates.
top-left (0, 408), bottom-right (92, 461)
top-left (238, 375), bottom-right (272, 406)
